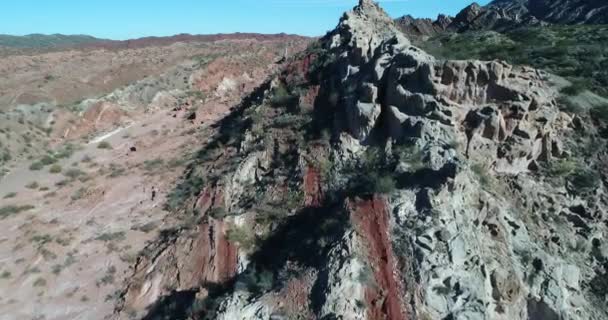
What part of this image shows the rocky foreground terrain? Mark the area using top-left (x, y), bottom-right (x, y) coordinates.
top-left (3, 0), bottom-right (608, 320)
top-left (106, 1), bottom-right (608, 320)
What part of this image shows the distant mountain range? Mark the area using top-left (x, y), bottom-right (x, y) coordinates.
top-left (396, 0), bottom-right (608, 37)
top-left (0, 33), bottom-right (307, 51)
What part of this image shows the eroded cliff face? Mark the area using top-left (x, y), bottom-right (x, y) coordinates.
top-left (116, 1), bottom-right (608, 319)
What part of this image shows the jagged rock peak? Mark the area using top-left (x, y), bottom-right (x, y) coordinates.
top-left (332, 0), bottom-right (410, 60)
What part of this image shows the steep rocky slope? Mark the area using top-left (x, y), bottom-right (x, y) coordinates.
top-left (116, 1), bottom-right (608, 320)
top-left (396, 0), bottom-right (608, 37)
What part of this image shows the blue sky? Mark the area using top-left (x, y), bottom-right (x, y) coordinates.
top-left (0, 0), bottom-right (490, 40)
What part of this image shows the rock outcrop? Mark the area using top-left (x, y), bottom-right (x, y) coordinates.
top-left (116, 1), bottom-right (608, 319)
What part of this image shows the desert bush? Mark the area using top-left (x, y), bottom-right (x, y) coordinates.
top-left (39, 155), bottom-right (57, 166)
top-left (71, 187), bottom-right (87, 201)
top-left (0, 205), bottom-right (35, 219)
top-left (26, 181), bottom-right (39, 189)
top-left (63, 168), bottom-right (84, 179)
top-left (561, 83), bottom-right (587, 96)
top-left (590, 104), bottom-right (608, 124)
top-left (96, 231), bottom-right (126, 242)
top-left (33, 277), bottom-right (47, 287)
top-left (270, 84), bottom-right (296, 107)
top-left (208, 207), bottom-right (229, 219)
top-left (29, 162), bottom-right (44, 171)
top-left (568, 168), bottom-right (599, 194)
top-left (108, 164), bottom-right (125, 178)
top-left (3, 192), bottom-right (17, 199)
top-left (143, 158), bottom-right (165, 172)
top-left (165, 175), bottom-right (205, 211)
top-left (49, 164), bottom-right (62, 173)
top-left (225, 225), bottom-right (256, 251)
top-left (544, 158), bottom-right (577, 177)
top-left (97, 141), bottom-right (112, 149)
top-left (98, 266), bottom-right (116, 286)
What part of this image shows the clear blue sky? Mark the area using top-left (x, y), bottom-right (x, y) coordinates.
top-left (0, 0), bottom-right (490, 40)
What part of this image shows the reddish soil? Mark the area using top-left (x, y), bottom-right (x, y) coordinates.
top-left (304, 166), bottom-right (323, 207)
top-left (194, 187), bottom-right (238, 283)
top-left (270, 269), bottom-right (316, 319)
top-left (281, 53), bottom-right (316, 85)
top-left (349, 196), bottom-right (408, 320)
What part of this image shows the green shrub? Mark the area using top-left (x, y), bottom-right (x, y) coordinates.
top-left (64, 168), bottom-right (84, 179)
top-left (568, 169), bottom-right (599, 194)
top-left (49, 164), bottom-right (62, 173)
top-left (561, 84), bottom-right (586, 96)
top-left (97, 141), bottom-right (112, 149)
top-left (29, 162), bottom-right (44, 171)
top-left (165, 176), bottom-right (205, 211)
top-left (208, 207), bottom-right (229, 219)
top-left (369, 174), bottom-right (397, 194)
top-left (225, 225), bottom-right (256, 251)
top-left (270, 84), bottom-right (295, 107)
top-left (143, 158), bottom-right (165, 172)
top-left (39, 155), bottom-right (57, 166)
top-left (71, 187), bottom-right (87, 201)
top-left (0, 205), bottom-right (35, 219)
top-left (544, 159), bottom-right (577, 177)
top-left (3, 192), bottom-right (17, 199)
top-left (33, 277), bottom-right (47, 287)
top-left (25, 181), bottom-right (39, 189)
top-left (96, 231), bottom-right (126, 242)
top-left (590, 104), bottom-right (608, 123)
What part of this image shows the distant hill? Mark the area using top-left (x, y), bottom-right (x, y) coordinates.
top-left (0, 33), bottom-right (308, 53)
top-left (0, 34), bottom-right (107, 48)
top-left (396, 0), bottom-right (608, 37)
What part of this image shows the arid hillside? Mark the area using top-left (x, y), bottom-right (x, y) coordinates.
top-left (0, 33), bottom-right (310, 320)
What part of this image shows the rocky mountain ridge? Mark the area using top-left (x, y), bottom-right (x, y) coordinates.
top-left (115, 0), bottom-right (608, 319)
top-left (396, 0), bottom-right (608, 37)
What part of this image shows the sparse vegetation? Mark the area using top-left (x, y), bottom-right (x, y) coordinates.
top-left (49, 164), bottom-right (62, 173)
top-left (3, 192), bottom-right (17, 199)
top-left (97, 141), bottom-right (112, 149)
top-left (143, 158), bottom-right (165, 172)
top-left (590, 104), bottom-right (608, 124)
top-left (225, 225), bottom-right (257, 251)
top-left (29, 162), bottom-right (44, 171)
top-left (421, 25), bottom-right (608, 98)
top-left (165, 175), bottom-right (205, 211)
top-left (33, 277), bottom-right (47, 287)
top-left (96, 231), bottom-right (126, 242)
top-left (0, 204), bottom-right (35, 219)
top-left (568, 168), bottom-right (600, 195)
top-left (64, 168), bottom-right (84, 180)
top-left (97, 266), bottom-right (116, 286)
top-left (471, 163), bottom-right (494, 189)
top-left (26, 181), bottom-right (39, 189)
top-left (71, 187), bottom-right (88, 201)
